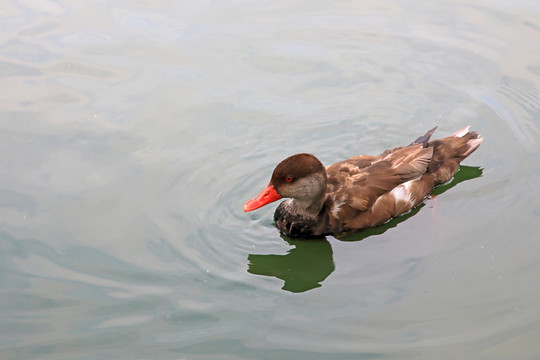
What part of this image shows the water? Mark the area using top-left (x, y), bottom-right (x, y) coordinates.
top-left (1, 1), bottom-right (540, 359)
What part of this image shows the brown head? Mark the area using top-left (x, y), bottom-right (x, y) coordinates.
top-left (243, 153), bottom-right (327, 213)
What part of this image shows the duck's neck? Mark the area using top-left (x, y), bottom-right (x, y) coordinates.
top-left (282, 193), bottom-right (326, 218)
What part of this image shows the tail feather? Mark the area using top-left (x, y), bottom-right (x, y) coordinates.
top-left (427, 126), bottom-right (482, 185)
top-left (411, 126), bottom-right (438, 147)
top-left (451, 126), bottom-right (471, 138)
top-left (461, 137), bottom-right (483, 158)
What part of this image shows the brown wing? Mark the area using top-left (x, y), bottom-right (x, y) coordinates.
top-left (325, 155), bottom-right (379, 174)
top-left (326, 145), bottom-right (433, 223)
top-left (332, 127), bottom-right (482, 231)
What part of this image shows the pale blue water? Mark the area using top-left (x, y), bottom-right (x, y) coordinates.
top-left (2, 1), bottom-right (540, 359)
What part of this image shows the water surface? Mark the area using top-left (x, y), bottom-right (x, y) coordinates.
top-left (2, 1), bottom-right (540, 359)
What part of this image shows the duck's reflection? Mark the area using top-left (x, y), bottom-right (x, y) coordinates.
top-left (248, 235), bottom-right (334, 293)
top-left (247, 166), bottom-right (483, 292)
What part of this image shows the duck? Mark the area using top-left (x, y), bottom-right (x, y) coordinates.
top-left (243, 126), bottom-right (483, 237)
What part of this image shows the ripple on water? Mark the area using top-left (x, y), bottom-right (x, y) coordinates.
top-left (2, 1), bottom-right (540, 359)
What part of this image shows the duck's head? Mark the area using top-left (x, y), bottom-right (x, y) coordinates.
top-left (243, 153), bottom-right (327, 213)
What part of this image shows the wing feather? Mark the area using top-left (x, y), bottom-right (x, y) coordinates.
top-left (326, 145), bottom-right (433, 221)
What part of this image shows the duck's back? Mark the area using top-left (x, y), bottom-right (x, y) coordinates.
top-left (323, 127), bottom-right (482, 235)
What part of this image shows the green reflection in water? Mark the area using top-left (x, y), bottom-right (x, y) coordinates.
top-left (248, 166), bottom-right (483, 292)
top-left (431, 165), bottom-right (483, 196)
top-left (248, 235), bottom-right (334, 293)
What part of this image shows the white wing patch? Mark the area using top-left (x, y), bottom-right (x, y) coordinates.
top-left (390, 180), bottom-right (416, 205)
top-left (331, 194), bottom-right (348, 217)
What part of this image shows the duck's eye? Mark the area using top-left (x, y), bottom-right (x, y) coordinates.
top-left (285, 176), bottom-right (293, 182)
